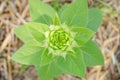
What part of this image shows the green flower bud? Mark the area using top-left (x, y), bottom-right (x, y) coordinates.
top-left (49, 28), bottom-right (71, 50)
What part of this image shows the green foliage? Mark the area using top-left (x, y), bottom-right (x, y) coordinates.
top-left (36, 61), bottom-right (62, 80)
top-left (57, 47), bottom-right (86, 78)
top-left (53, 14), bottom-right (61, 26)
top-left (87, 8), bottom-right (102, 31)
top-left (14, 25), bottom-right (33, 43)
top-left (29, 0), bottom-right (56, 25)
top-left (12, 41), bottom-right (45, 65)
top-left (12, 0), bottom-right (104, 80)
top-left (71, 27), bottom-right (95, 46)
top-left (80, 40), bottom-right (104, 66)
top-left (14, 22), bottom-right (49, 43)
top-left (60, 0), bottom-right (88, 27)
top-left (40, 48), bottom-right (55, 66)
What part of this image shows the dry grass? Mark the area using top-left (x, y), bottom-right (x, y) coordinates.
top-left (0, 0), bottom-right (120, 80)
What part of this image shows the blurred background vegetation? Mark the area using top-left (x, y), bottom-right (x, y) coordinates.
top-left (0, 0), bottom-right (120, 80)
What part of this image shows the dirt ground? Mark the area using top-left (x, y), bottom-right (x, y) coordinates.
top-left (0, 0), bottom-right (120, 80)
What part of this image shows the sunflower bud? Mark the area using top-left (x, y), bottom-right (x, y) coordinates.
top-left (49, 28), bottom-right (71, 50)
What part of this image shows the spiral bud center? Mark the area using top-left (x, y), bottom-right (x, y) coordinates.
top-left (49, 29), bottom-right (71, 50)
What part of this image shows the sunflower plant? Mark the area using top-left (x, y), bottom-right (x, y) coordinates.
top-left (12, 0), bottom-right (104, 80)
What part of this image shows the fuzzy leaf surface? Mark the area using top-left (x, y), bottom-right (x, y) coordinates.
top-left (12, 41), bottom-right (45, 65)
top-left (14, 22), bottom-right (49, 43)
top-left (80, 40), bottom-right (104, 66)
top-left (60, 0), bottom-right (88, 27)
top-left (36, 61), bottom-right (62, 80)
top-left (29, 0), bottom-right (56, 25)
top-left (57, 48), bottom-right (86, 78)
top-left (40, 49), bottom-right (55, 66)
top-left (71, 27), bottom-right (95, 46)
top-left (87, 8), bottom-right (102, 31)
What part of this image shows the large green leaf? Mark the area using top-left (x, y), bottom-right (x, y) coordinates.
top-left (12, 41), bottom-right (45, 65)
top-left (60, 0), bottom-right (88, 27)
top-left (26, 22), bottom-right (49, 33)
top-left (26, 22), bottom-right (49, 43)
top-left (87, 8), bottom-right (102, 32)
top-left (40, 49), bottom-right (55, 66)
top-left (58, 4), bottom-right (67, 15)
top-left (14, 25), bottom-right (33, 43)
top-left (80, 40), bottom-right (104, 66)
top-left (14, 22), bottom-right (49, 43)
top-left (36, 61), bottom-right (62, 80)
top-left (29, 0), bottom-right (56, 25)
top-left (57, 47), bottom-right (86, 78)
top-left (71, 27), bottom-right (95, 46)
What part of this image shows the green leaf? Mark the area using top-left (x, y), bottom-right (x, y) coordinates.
top-left (60, 0), bottom-right (88, 27)
top-left (12, 41), bottom-right (45, 65)
top-left (14, 25), bottom-right (34, 43)
top-left (57, 47), bottom-right (86, 78)
top-left (26, 22), bottom-right (49, 33)
top-left (87, 8), bottom-right (102, 32)
top-left (26, 22), bottom-right (49, 43)
top-left (29, 0), bottom-right (56, 25)
top-left (40, 49), bottom-right (55, 66)
top-left (14, 22), bottom-right (49, 43)
top-left (58, 4), bottom-right (67, 15)
top-left (71, 27), bottom-right (95, 46)
top-left (53, 13), bottom-right (61, 26)
top-left (80, 40), bottom-right (104, 66)
top-left (36, 61), bottom-right (62, 80)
